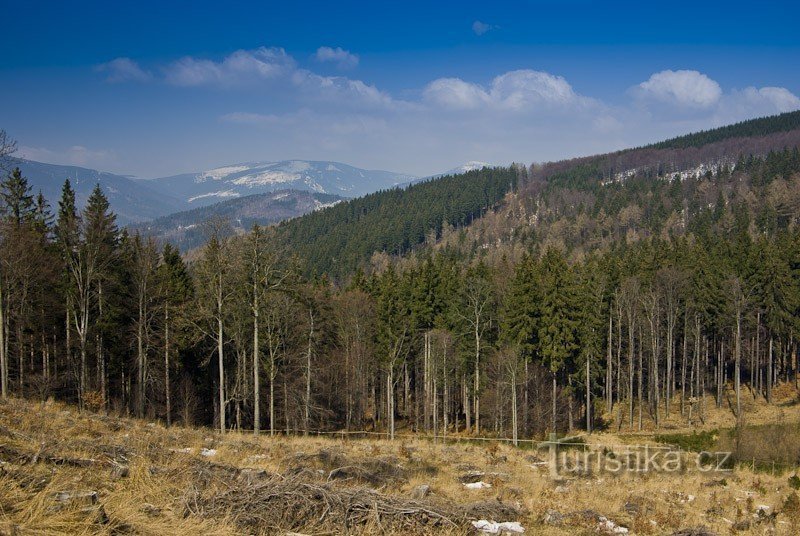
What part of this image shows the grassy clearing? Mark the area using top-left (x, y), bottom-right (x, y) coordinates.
top-left (1, 397), bottom-right (800, 534)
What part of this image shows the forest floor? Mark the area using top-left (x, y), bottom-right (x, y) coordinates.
top-left (603, 380), bottom-right (800, 436)
top-left (2, 392), bottom-right (800, 535)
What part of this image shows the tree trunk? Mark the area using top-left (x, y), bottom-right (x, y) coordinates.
top-left (681, 311), bottom-right (688, 416)
top-left (586, 351), bottom-right (591, 433)
top-left (735, 308), bottom-right (741, 422)
top-left (767, 336), bottom-right (773, 403)
top-left (387, 365), bottom-right (395, 440)
top-left (606, 311), bottom-right (613, 412)
top-left (217, 301), bottom-right (225, 433)
top-left (551, 372), bottom-right (557, 435)
top-left (0, 282), bottom-right (6, 399)
top-left (304, 310), bottom-right (314, 436)
top-left (637, 324), bottom-right (643, 431)
top-left (252, 287), bottom-right (259, 435)
top-left (474, 323), bottom-right (481, 433)
top-left (511, 365), bottom-right (518, 446)
top-left (137, 295), bottom-right (145, 418)
top-left (165, 305), bottom-right (171, 427)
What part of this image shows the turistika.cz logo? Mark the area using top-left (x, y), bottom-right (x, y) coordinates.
top-left (541, 437), bottom-right (732, 476)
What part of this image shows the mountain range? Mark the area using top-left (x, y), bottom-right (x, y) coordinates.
top-left (144, 160), bottom-right (416, 207)
top-left (6, 158), bottom-right (485, 227)
top-left (7, 158), bottom-right (184, 225)
top-left (129, 189), bottom-right (343, 251)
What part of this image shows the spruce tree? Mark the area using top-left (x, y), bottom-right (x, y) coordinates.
top-left (0, 167), bottom-right (35, 226)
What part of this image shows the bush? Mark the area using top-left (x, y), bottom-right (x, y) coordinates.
top-left (654, 430), bottom-right (717, 452)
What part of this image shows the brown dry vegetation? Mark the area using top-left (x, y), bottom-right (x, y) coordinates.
top-left (2, 396), bottom-right (800, 535)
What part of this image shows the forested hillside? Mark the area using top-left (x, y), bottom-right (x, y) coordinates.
top-left (130, 189), bottom-right (342, 251)
top-left (271, 166), bottom-right (519, 278)
top-left (1, 112), bottom-right (800, 449)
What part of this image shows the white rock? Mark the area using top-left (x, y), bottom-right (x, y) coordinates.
top-left (200, 448), bottom-right (217, 457)
top-left (464, 481), bottom-right (492, 490)
top-left (597, 516), bottom-right (628, 534)
top-left (471, 520), bottom-right (525, 533)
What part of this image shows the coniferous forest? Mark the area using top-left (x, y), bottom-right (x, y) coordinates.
top-left (2, 111), bottom-right (800, 443)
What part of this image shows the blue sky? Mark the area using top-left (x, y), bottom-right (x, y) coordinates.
top-left (1, 0), bottom-right (799, 178)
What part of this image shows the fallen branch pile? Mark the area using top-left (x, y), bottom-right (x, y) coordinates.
top-left (188, 472), bottom-right (522, 533)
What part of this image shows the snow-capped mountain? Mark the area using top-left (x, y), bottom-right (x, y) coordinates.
top-left (148, 160), bottom-right (417, 207)
top-left (401, 161), bottom-right (495, 186)
top-left (439, 161), bottom-right (493, 176)
top-left (130, 189), bottom-right (343, 251)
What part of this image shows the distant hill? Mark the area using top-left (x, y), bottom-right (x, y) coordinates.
top-left (146, 160), bottom-right (416, 206)
top-left (435, 161), bottom-right (493, 177)
top-left (645, 109), bottom-right (800, 150)
top-left (270, 166), bottom-right (520, 279)
top-left (129, 189), bottom-right (342, 251)
top-left (6, 158), bottom-right (186, 225)
top-left (270, 111), bottom-right (800, 280)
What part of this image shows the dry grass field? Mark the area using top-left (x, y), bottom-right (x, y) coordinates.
top-left (2, 392), bottom-right (800, 535)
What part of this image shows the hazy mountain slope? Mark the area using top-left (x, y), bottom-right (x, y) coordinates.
top-left (130, 189), bottom-right (342, 251)
top-left (7, 158), bottom-right (186, 224)
top-left (147, 160), bottom-right (416, 206)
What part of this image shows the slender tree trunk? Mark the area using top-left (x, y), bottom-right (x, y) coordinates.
top-left (511, 364), bottom-right (518, 446)
top-left (638, 324), bottom-right (643, 431)
top-left (464, 372), bottom-right (471, 431)
top-left (474, 323), bottom-right (481, 433)
top-left (387, 364), bottom-right (395, 440)
top-left (17, 326), bottom-right (23, 395)
top-left (423, 331), bottom-right (429, 432)
top-left (735, 308), bottom-right (741, 422)
top-left (304, 310), bottom-right (314, 436)
top-left (252, 288), bottom-right (259, 435)
top-left (755, 312), bottom-right (761, 397)
top-left (551, 372), bottom-right (557, 435)
top-left (586, 351), bottom-right (592, 433)
top-left (217, 297), bottom-right (225, 433)
top-left (767, 336), bottom-right (773, 403)
top-left (269, 347), bottom-right (276, 436)
top-left (628, 308), bottom-right (635, 430)
top-left (98, 282), bottom-right (105, 412)
top-left (0, 282), bottom-right (6, 399)
top-left (137, 296), bottom-right (145, 417)
top-left (165, 305), bottom-right (171, 427)
top-left (606, 311), bottom-right (613, 412)
top-left (681, 312), bottom-right (688, 416)
top-left (523, 359), bottom-right (529, 437)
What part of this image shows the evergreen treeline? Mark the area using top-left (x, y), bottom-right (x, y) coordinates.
top-left (647, 110), bottom-right (800, 150)
top-left (1, 119), bottom-right (800, 443)
top-left (271, 166), bottom-right (520, 279)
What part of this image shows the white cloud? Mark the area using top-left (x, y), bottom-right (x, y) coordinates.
top-left (164, 47), bottom-right (295, 87)
top-left (315, 46), bottom-right (359, 69)
top-left (220, 111), bottom-right (285, 126)
top-left (423, 78), bottom-right (489, 109)
top-left (472, 20), bottom-right (496, 36)
top-left (18, 145), bottom-right (116, 167)
top-left (156, 46), bottom-right (403, 110)
top-left (84, 50), bottom-right (800, 178)
top-left (732, 86), bottom-right (800, 113)
top-left (631, 69), bottom-right (800, 125)
top-left (634, 69), bottom-right (722, 108)
top-left (293, 70), bottom-right (399, 109)
top-left (95, 57), bottom-right (151, 83)
top-left (424, 70), bottom-right (590, 111)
